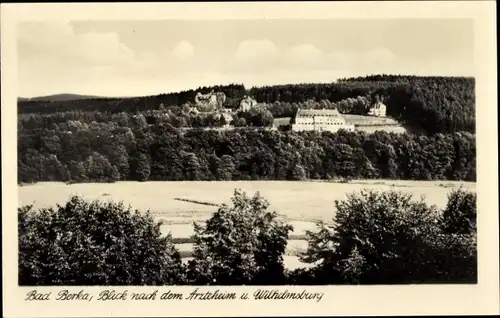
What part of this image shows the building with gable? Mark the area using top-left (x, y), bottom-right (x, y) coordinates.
top-left (367, 102), bottom-right (387, 117)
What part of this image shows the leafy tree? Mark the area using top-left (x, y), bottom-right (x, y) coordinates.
top-left (69, 160), bottom-right (88, 183)
top-left (217, 155), bottom-right (236, 181)
top-left (187, 190), bottom-right (293, 285)
top-left (183, 152), bottom-right (201, 181)
top-left (339, 246), bottom-right (365, 284)
top-left (18, 196), bottom-right (185, 285)
top-left (130, 152), bottom-right (151, 181)
top-left (232, 117), bottom-right (247, 127)
top-left (83, 152), bottom-right (120, 182)
top-left (246, 107), bottom-right (274, 127)
top-left (290, 164), bottom-right (307, 181)
top-left (441, 188), bottom-right (477, 234)
top-left (301, 189), bottom-right (476, 284)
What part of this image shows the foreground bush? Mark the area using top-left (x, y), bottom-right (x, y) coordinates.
top-left (298, 189), bottom-right (477, 284)
top-left (441, 188), bottom-right (477, 234)
top-left (187, 190), bottom-right (293, 285)
top-left (18, 189), bottom-right (477, 286)
top-left (421, 233), bottom-right (477, 283)
top-left (18, 196), bottom-right (185, 285)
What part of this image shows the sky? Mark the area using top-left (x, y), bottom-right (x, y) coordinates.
top-left (17, 19), bottom-right (474, 97)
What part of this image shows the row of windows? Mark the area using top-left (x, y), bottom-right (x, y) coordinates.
top-left (297, 116), bottom-right (341, 120)
top-left (296, 118), bottom-right (344, 122)
top-left (316, 126), bottom-right (354, 130)
top-left (292, 126), bottom-right (355, 132)
top-left (296, 121), bottom-right (346, 125)
top-left (297, 114), bottom-right (341, 117)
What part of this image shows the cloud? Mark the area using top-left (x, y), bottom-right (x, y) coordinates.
top-left (228, 39), bottom-right (279, 72)
top-left (360, 47), bottom-right (395, 64)
top-left (17, 21), bottom-right (153, 96)
top-left (17, 22), bottom-right (398, 97)
top-left (18, 22), bottom-right (137, 68)
top-left (284, 44), bottom-right (325, 69)
top-left (227, 39), bottom-right (395, 73)
top-left (171, 41), bottom-right (195, 61)
top-left (235, 39), bottom-right (279, 62)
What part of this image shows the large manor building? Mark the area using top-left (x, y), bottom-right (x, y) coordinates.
top-left (292, 108), bottom-right (355, 133)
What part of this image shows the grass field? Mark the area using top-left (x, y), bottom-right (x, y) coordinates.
top-left (272, 117), bottom-right (291, 127)
top-left (18, 180), bottom-right (475, 269)
top-left (342, 114), bottom-right (409, 133)
top-left (343, 114), bottom-right (401, 125)
top-left (354, 125), bottom-right (408, 134)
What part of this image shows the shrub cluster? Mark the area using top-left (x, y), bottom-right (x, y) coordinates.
top-left (18, 188), bottom-right (477, 285)
top-left (295, 189), bottom-right (477, 284)
top-left (441, 187), bottom-right (477, 234)
top-left (18, 197), bottom-right (185, 285)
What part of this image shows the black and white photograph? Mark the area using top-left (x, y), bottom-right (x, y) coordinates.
top-left (2, 1), bottom-right (498, 317)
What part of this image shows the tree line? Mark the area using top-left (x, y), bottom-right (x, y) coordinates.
top-left (18, 75), bottom-right (475, 135)
top-left (19, 187), bottom-right (477, 285)
top-left (18, 83), bottom-right (247, 114)
top-left (18, 114), bottom-right (476, 184)
top-left (18, 102), bottom-right (277, 130)
top-left (18, 97), bottom-right (370, 131)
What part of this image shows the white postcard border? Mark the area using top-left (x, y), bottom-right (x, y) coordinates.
top-left (2, 2), bottom-right (498, 317)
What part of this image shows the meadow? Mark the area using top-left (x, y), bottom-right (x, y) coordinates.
top-left (343, 114), bottom-right (401, 125)
top-left (18, 180), bottom-right (476, 270)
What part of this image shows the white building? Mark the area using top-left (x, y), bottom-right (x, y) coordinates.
top-left (367, 102), bottom-right (387, 117)
top-left (194, 91), bottom-right (226, 111)
top-left (292, 108), bottom-right (355, 132)
top-left (239, 96), bottom-right (257, 111)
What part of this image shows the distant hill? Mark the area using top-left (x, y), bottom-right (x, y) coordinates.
top-left (18, 84), bottom-right (247, 114)
top-left (18, 94), bottom-right (106, 102)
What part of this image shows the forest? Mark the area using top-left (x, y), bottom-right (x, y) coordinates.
top-left (17, 75), bottom-right (476, 184)
top-left (18, 122), bottom-right (475, 183)
top-left (18, 75), bottom-right (475, 135)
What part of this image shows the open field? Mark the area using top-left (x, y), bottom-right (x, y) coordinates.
top-left (272, 117), bottom-right (292, 127)
top-left (343, 114), bottom-right (410, 133)
top-left (179, 256), bottom-right (318, 271)
top-left (343, 114), bottom-right (401, 125)
top-left (354, 125), bottom-right (408, 134)
top-left (19, 180), bottom-right (475, 269)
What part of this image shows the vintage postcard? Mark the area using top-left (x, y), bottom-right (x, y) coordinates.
top-left (1, 1), bottom-right (499, 317)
